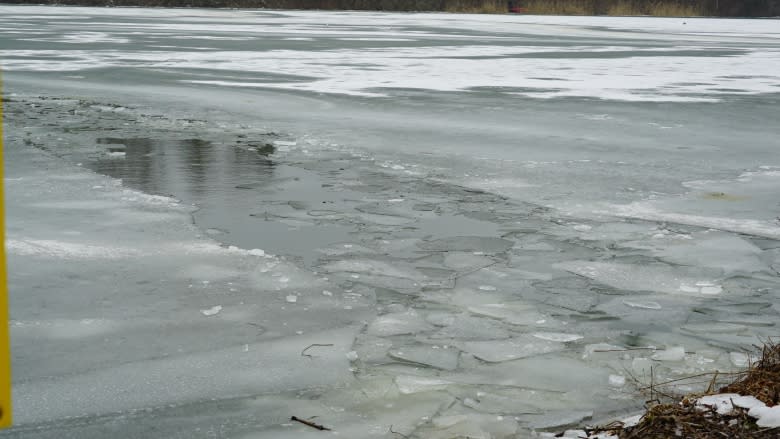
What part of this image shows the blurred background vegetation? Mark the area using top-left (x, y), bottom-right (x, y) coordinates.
top-left (1, 0), bottom-right (777, 17)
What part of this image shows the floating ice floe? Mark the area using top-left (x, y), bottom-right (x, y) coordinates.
top-left (555, 260), bottom-right (724, 297)
top-left (394, 375), bottom-right (452, 394)
top-left (388, 344), bottom-right (460, 370)
top-left (200, 305), bottom-right (222, 316)
top-left (248, 248), bottom-right (265, 257)
top-left (366, 309), bottom-right (433, 337)
top-left (651, 346), bottom-right (685, 362)
top-left (458, 335), bottom-right (566, 363)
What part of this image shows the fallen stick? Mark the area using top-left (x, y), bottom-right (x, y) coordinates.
top-left (301, 343), bottom-right (335, 359)
top-left (291, 416), bottom-right (331, 431)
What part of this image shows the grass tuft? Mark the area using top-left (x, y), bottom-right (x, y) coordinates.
top-left (587, 340), bottom-right (780, 439)
top-left (444, 0), bottom-right (507, 13)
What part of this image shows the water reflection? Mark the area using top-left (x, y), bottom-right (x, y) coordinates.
top-left (88, 137), bottom-right (356, 266)
top-left (93, 137), bottom-right (275, 199)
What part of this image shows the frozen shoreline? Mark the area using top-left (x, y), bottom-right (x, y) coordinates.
top-left (2, 7), bottom-right (779, 438)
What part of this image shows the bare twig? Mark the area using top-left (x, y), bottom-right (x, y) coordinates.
top-left (706, 371), bottom-right (719, 394)
top-left (301, 343), bottom-right (335, 359)
top-left (291, 415), bottom-right (331, 431)
top-left (389, 424), bottom-right (410, 438)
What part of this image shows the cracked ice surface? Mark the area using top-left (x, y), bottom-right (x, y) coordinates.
top-left (2, 6), bottom-right (780, 439)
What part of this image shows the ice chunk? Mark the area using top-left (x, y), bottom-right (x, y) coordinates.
top-left (651, 346), bottom-right (685, 362)
top-left (608, 374), bottom-right (626, 387)
top-left (248, 248), bottom-right (265, 257)
top-left (366, 309), bottom-right (432, 337)
top-left (200, 305), bottom-right (222, 316)
top-left (388, 344), bottom-right (459, 370)
top-left (285, 295), bottom-right (298, 303)
top-left (623, 300), bottom-right (662, 310)
top-left (345, 351), bottom-right (359, 361)
top-left (532, 332), bottom-right (583, 342)
top-left (394, 375), bottom-right (452, 394)
top-left (458, 336), bottom-right (565, 363)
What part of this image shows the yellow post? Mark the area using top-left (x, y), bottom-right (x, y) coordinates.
top-left (0, 72), bottom-right (12, 428)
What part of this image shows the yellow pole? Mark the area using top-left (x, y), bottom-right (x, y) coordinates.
top-left (0, 71), bottom-right (12, 428)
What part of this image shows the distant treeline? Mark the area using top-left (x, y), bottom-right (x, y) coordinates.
top-left (2, 0), bottom-right (779, 16)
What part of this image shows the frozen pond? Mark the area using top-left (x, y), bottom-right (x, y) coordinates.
top-left (2, 6), bottom-right (779, 438)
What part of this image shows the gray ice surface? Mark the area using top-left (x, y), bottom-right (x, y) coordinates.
top-left (2, 6), bottom-right (780, 439)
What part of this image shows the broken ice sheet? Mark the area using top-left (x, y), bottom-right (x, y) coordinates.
top-left (427, 313), bottom-right (512, 340)
top-left (388, 344), bottom-right (460, 370)
top-left (624, 230), bottom-right (768, 275)
top-left (443, 251), bottom-right (496, 271)
top-left (457, 335), bottom-right (567, 363)
top-left (555, 260), bottom-right (725, 296)
top-left (366, 309), bottom-right (433, 337)
top-left (395, 375), bottom-right (453, 394)
top-left (468, 302), bottom-right (549, 326)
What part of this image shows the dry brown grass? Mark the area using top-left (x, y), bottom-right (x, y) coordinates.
top-left (444, 0), bottom-right (506, 13)
top-left (524, 0), bottom-right (589, 15)
top-left (501, 0), bottom-right (706, 16)
top-left (721, 342), bottom-right (780, 406)
top-left (647, 1), bottom-right (705, 16)
top-left (587, 341), bottom-right (780, 439)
